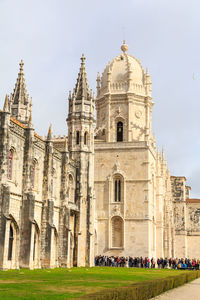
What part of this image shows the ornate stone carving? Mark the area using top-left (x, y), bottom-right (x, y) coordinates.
top-left (110, 204), bottom-right (123, 218)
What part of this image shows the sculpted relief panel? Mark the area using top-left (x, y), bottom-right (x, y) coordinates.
top-left (174, 204), bottom-right (185, 231)
top-left (187, 207), bottom-right (200, 232)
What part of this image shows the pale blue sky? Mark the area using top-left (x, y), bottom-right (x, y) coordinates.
top-left (0, 0), bottom-right (200, 196)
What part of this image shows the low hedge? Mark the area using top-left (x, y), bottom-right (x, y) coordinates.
top-left (81, 270), bottom-right (200, 300)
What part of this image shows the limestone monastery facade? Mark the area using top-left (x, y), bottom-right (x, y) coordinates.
top-left (0, 42), bottom-right (200, 269)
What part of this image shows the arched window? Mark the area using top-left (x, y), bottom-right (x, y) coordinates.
top-left (117, 122), bottom-right (123, 142)
top-left (7, 150), bottom-right (13, 180)
top-left (32, 223), bottom-right (40, 268)
top-left (84, 132), bottom-right (88, 145)
top-left (111, 217), bottom-right (123, 248)
top-left (8, 225), bottom-right (14, 260)
top-left (76, 131), bottom-right (80, 145)
top-left (114, 176), bottom-right (123, 202)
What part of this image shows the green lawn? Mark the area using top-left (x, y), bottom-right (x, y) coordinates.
top-left (0, 267), bottom-right (191, 299)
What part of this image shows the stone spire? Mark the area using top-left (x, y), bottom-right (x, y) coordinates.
top-left (10, 60), bottom-right (32, 125)
top-left (162, 147), bottom-right (166, 162)
top-left (12, 60), bottom-right (29, 105)
top-left (47, 124), bottom-right (52, 140)
top-left (72, 54), bottom-right (91, 101)
top-left (96, 72), bottom-right (100, 97)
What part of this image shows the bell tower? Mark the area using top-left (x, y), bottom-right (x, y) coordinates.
top-left (67, 54), bottom-right (95, 266)
top-left (95, 42), bottom-right (153, 143)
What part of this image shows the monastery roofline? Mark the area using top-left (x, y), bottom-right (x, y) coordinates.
top-left (0, 110), bottom-right (43, 141)
top-left (186, 198), bottom-right (200, 203)
top-left (11, 117), bottom-right (43, 141)
top-left (170, 175), bottom-right (187, 180)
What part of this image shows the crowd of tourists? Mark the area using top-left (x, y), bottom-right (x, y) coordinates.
top-left (95, 256), bottom-right (200, 270)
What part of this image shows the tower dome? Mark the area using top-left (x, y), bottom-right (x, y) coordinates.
top-left (97, 41), bottom-right (152, 98)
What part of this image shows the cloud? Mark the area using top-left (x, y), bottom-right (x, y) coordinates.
top-left (0, 0), bottom-right (200, 197)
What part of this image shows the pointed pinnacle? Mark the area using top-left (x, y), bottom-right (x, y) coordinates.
top-left (162, 146), bottom-right (165, 160)
top-left (156, 147), bottom-right (160, 160)
top-left (12, 59), bottom-right (29, 106)
top-left (3, 95), bottom-right (9, 112)
top-left (73, 54), bottom-right (90, 101)
top-left (47, 124), bottom-right (52, 140)
top-left (68, 90), bottom-right (72, 100)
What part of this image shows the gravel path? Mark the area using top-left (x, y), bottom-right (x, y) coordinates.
top-left (152, 277), bottom-right (200, 300)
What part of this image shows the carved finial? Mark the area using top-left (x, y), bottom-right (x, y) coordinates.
top-left (81, 53), bottom-right (86, 65)
top-left (69, 90), bottom-right (72, 101)
top-left (19, 59), bottom-right (24, 73)
top-left (3, 94), bottom-right (9, 112)
top-left (121, 40), bottom-right (128, 53)
top-left (117, 106), bottom-right (121, 114)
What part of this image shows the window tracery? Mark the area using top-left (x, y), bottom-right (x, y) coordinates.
top-left (117, 121), bottom-right (123, 142)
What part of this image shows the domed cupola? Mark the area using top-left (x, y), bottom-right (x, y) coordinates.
top-left (95, 42), bottom-right (153, 144)
top-left (96, 41), bottom-right (152, 98)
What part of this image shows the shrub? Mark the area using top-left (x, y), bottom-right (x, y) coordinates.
top-left (82, 271), bottom-right (200, 300)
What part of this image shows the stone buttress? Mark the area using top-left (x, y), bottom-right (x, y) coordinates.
top-left (67, 54), bottom-right (95, 266)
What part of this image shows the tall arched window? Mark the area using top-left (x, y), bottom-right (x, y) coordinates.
top-left (111, 217), bottom-right (123, 248)
top-left (32, 223), bottom-right (40, 268)
top-left (117, 122), bottom-right (123, 142)
top-left (8, 225), bottom-right (14, 260)
top-left (84, 132), bottom-right (88, 145)
top-left (114, 175), bottom-right (123, 202)
top-left (114, 179), bottom-right (121, 202)
top-left (7, 150), bottom-right (13, 180)
top-left (76, 131), bottom-right (80, 145)
top-left (33, 224), bottom-right (39, 264)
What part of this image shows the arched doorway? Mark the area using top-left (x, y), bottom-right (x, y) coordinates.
top-left (32, 223), bottom-right (40, 269)
top-left (111, 217), bottom-right (123, 248)
top-left (7, 217), bottom-right (19, 269)
top-left (50, 228), bottom-right (58, 268)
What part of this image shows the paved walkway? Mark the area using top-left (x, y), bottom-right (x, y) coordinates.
top-left (152, 277), bottom-right (200, 300)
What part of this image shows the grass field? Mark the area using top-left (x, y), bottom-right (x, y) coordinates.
top-left (0, 267), bottom-right (191, 299)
